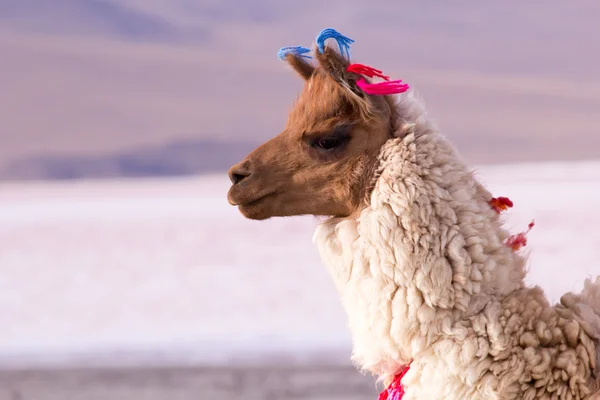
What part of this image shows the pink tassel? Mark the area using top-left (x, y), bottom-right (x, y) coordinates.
top-left (378, 364), bottom-right (410, 400)
top-left (347, 63), bottom-right (390, 80)
top-left (356, 78), bottom-right (410, 95)
top-left (346, 63), bottom-right (409, 95)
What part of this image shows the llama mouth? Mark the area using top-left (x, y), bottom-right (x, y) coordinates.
top-left (240, 192), bottom-right (277, 208)
top-left (234, 193), bottom-right (278, 221)
top-left (228, 191), bottom-right (277, 208)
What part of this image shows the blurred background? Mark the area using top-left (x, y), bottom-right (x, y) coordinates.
top-left (1, 1), bottom-right (599, 399)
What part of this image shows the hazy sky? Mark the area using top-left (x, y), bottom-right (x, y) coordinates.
top-left (2, 1), bottom-right (600, 166)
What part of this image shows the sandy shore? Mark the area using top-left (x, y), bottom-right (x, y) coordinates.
top-left (0, 365), bottom-right (379, 400)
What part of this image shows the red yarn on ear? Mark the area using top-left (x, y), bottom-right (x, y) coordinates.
top-left (347, 63), bottom-right (409, 95)
top-left (347, 63), bottom-right (390, 80)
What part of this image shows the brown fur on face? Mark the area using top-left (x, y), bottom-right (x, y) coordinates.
top-left (227, 46), bottom-right (396, 220)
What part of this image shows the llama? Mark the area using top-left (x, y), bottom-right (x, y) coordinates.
top-left (226, 28), bottom-right (600, 399)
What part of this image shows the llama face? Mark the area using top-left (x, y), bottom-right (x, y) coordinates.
top-left (227, 50), bottom-right (394, 220)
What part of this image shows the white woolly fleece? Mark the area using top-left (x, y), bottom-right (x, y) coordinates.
top-left (313, 92), bottom-right (600, 399)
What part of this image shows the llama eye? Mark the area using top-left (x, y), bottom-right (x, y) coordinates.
top-left (316, 137), bottom-right (341, 150)
top-left (311, 126), bottom-right (352, 152)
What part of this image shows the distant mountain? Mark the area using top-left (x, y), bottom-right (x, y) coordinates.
top-left (0, 140), bottom-right (259, 180)
top-left (1, 1), bottom-right (599, 177)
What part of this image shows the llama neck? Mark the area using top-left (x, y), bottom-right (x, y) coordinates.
top-left (313, 96), bottom-right (527, 378)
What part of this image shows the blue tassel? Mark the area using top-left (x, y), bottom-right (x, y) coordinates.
top-left (277, 46), bottom-right (312, 60)
top-left (316, 28), bottom-right (355, 59)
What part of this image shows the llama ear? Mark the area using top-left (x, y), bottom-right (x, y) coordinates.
top-left (314, 45), bottom-right (368, 101)
top-left (284, 53), bottom-right (315, 81)
top-left (313, 28), bottom-right (356, 84)
top-left (314, 45), bottom-right (351, 83)
top-left (278, 46), bottom-right (315, 81)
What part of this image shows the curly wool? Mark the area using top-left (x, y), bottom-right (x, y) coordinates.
top-left (313, 92), bottom-right (600, 399)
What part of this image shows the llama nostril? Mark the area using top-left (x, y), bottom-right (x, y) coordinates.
top-left (231, 172), bottom-right (250, 184)
top-left (228, 166), bottom-right (252, 185)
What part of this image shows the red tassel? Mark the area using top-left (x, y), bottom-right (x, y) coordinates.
top-left (506, 220), bottom-right (535, 251)
top-left (347, 63), bottom-right (409, 95)
top-left (489, 196), bottom-right (513, 213)
top-left (347, 63), bottom-right (390, 80)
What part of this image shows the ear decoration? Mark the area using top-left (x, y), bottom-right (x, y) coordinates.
top-left (276, 29), bottom-right (411, 95)
top-left (356, 78), bottom-right (410, 95)
top-left (346, 64), bottom-right (390, 80)
top-left (313, 29), bottom-right (355, 83)
top-left (315, 28), bottom-right (355, 59)
top-left (278, 45), bottom-right (315, 80)
top-left (277, 46), bottom-right (312, 60)
top-left (347, 63), bottom-right (410, 95)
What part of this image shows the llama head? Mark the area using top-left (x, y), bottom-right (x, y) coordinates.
top-left (227, 29), bottom-right (409, 220)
